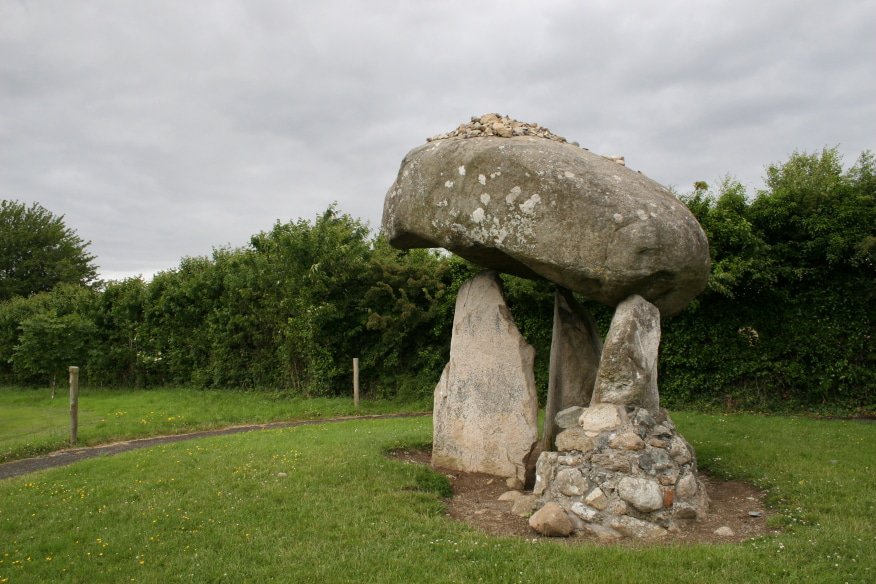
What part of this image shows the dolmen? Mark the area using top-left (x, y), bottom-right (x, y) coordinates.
top-left (381, 114), bottom-right (711, 537)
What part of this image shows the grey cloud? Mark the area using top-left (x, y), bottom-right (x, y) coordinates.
top-left (1, 0), bottom-right (873, 280)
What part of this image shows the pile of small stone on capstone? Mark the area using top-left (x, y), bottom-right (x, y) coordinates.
top-left (426, 113), bottom-right (569, 143)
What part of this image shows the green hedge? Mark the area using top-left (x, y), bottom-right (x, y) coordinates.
top-left (0, 149), bottom-right (872, 412)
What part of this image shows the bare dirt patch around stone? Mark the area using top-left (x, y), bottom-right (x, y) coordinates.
top-left (390, 447), bottom-right (776, 545)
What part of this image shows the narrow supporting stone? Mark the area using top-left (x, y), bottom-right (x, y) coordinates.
top-left (543, 288), bottom-right (603, 449)
top-left (432, 271), bottom-right (539, 483)
top-left (591, 294), bottom-right (661, 414)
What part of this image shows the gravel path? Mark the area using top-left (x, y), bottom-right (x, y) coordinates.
top-left (0, 412), bottom-right (430, 481)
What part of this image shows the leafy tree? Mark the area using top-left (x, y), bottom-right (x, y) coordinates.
top-left (663, 148), bottom-right (875, 409)
top-left (0, 200), bottom-right (98, 301)
top-left (252, 206), bottom-right (374, 393)
top-left (750, 148), bottom-right (875, 276)
top-left (88, 277), bottom-right (151, 386)
top-left (0, 294), bottom-right (39, 380)
top-left (141, 257), bottom-right (219, 386)
top-left (11, 312), bottom-right (96, 393)
top-left (359, 240), bottom-right (466, 398)
top-left (1, 283), bottom-right (97, 389)
top-left (682, 178), bottom-right (775, 298)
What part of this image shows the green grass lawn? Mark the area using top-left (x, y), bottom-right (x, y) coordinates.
top-left (0, 387), bottom-right (429, 463)
top-left (0, 412), bottom-right (874, 583)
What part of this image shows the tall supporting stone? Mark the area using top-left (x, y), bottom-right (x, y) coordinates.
top-left (591, 294), bottom-right (661, 414)
top-left (543, 288), bottom-right (603, 450)
top-left (432, 271), bottom-right (539, 483)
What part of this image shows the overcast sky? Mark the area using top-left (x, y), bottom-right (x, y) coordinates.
top-left (2, 1), bottom-right (874, 281)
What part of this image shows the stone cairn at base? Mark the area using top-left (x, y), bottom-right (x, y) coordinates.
top-left (532, 403), bottom-right (708, 539)
top-left (381, 115), bottom-right (713, 538)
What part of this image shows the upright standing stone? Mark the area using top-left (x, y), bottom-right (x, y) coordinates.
top-left (432, 271), bottom-right (539, 483)
top-left (591, 295), bottom-right (661, 414)
top-left (543, 288), bottom-right (603, 449)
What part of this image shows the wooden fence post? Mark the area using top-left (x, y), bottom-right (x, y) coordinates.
top-left (69, 366), bottom-right (79, 445)
top-left (353, 358), bottom-right (360, 410)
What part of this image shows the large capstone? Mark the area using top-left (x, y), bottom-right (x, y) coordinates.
top-left (382, 131), bottom-right (710, 316)
top-left (432, 271), bottom-right (539, 483)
